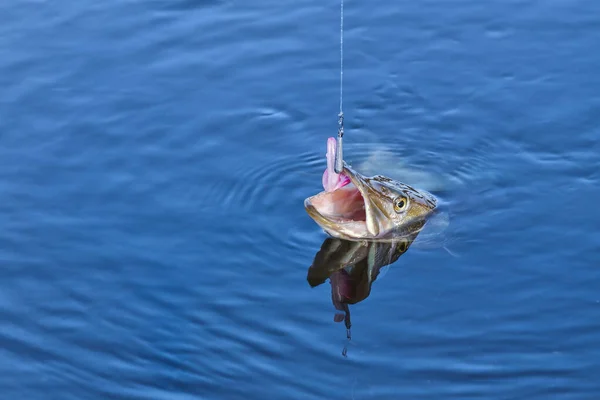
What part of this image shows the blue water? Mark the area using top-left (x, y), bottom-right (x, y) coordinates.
top-left (1, 0), bottom-right (600, 398)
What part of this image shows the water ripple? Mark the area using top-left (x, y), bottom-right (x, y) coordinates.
top-left (209, 151), bottom-right (323, 214)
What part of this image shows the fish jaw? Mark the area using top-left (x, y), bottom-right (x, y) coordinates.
top-left (305, 163), bottom-right (390, 240)
top-left (304, 183), bottom-right (372, 240)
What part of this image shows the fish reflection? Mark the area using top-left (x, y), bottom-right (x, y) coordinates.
top-left (307, 231), bottom-right (421, 342)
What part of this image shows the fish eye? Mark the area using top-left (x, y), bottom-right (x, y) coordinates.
top-left (393, 196), bottom-right (408, 213)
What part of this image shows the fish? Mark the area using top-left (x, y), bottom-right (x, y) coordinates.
top-left (305, 137), bottom-right (438, 241)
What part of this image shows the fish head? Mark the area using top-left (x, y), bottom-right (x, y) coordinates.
top-left (305, 140), bottom-right (437, 240)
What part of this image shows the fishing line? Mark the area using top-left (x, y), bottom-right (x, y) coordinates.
top-left (334, 0), bottom-right (345, 174)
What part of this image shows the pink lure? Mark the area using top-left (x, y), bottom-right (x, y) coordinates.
top-left (322, 137), bottom-right (351, 192)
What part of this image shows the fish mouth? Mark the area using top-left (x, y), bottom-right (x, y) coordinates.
top-left (305, 163), bottom-right (386, 239)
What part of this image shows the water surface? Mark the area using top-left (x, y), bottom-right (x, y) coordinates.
top-left (1, 0), bottom-right (600, 398)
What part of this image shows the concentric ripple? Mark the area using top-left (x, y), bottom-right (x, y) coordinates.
top-left (213, 150), bottom-right (323, 214)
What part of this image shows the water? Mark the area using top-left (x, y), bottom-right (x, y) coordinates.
top-left (1, 0), bottom-right (599, 398)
